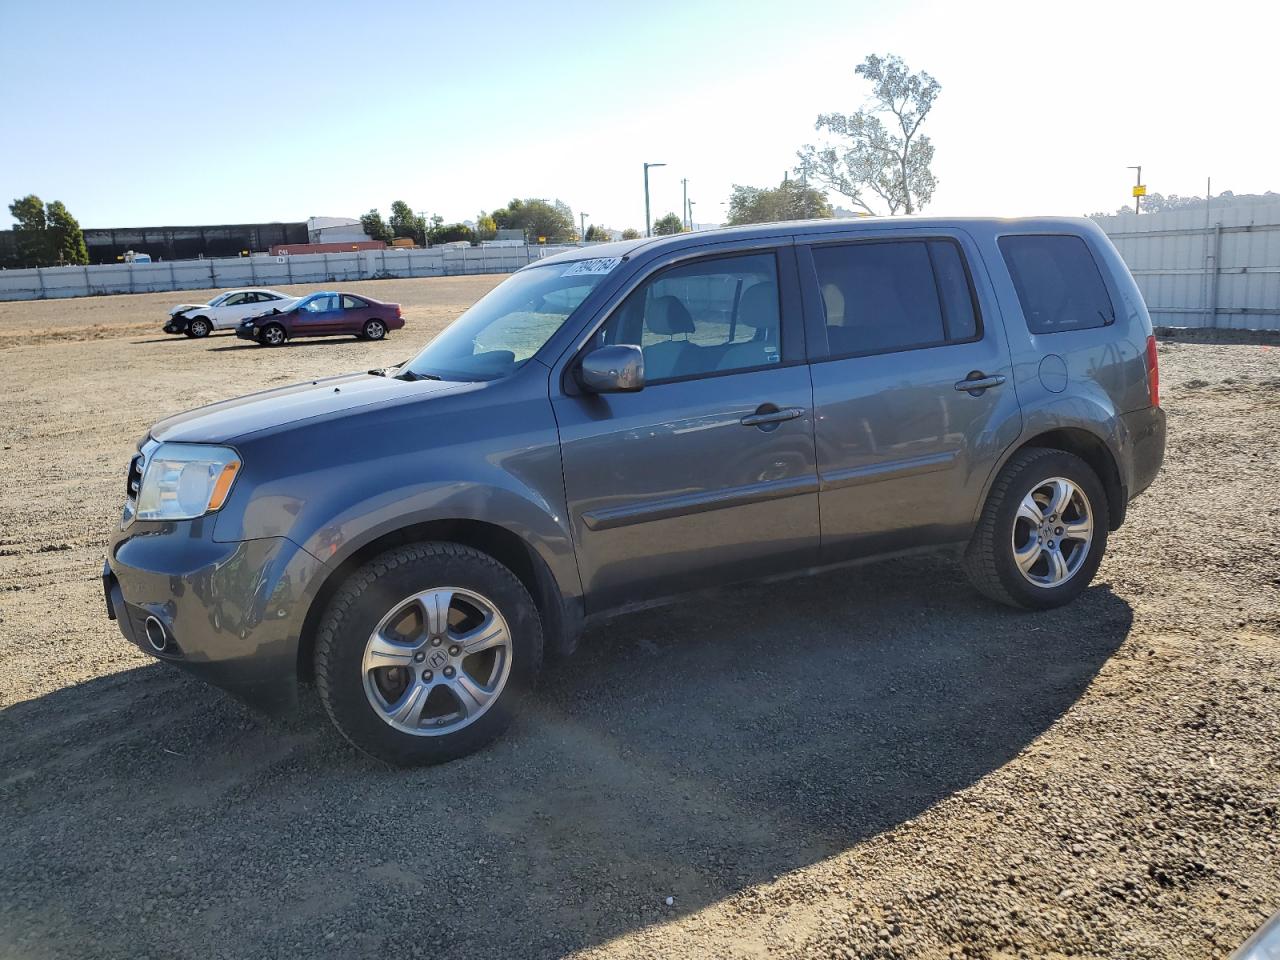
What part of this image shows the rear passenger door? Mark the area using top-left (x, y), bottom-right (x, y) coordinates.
top-left (798, 231), bottom-right (1022, 561)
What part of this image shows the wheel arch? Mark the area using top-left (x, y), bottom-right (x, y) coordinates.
top-left (981, 426), bottom-right (1127, 532)
top-left (296, 517), bottom-right (580, 683)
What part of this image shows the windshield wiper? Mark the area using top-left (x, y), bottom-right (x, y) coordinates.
top-left (396, 369), bottom-right (443, 382)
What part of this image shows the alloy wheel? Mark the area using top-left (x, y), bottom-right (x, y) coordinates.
top-left (1011, 476), bottom-right (1094, 588)
top-left (362, 587), bottom-right (513, 736)
top-left (365, 320), bottom-right (386, 340)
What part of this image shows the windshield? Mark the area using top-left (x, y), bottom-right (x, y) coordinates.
top-left (399, 263), bottom-right (610, 381)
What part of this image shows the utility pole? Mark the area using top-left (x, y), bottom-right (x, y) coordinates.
top-left (580, 212), bottom-right (588, 243)
top-left (644, 162), bottom-right (666, 237)
top-left (1128, 165), bottom-right (1144, 215)
top-left (681, 178), bottom-right (689, 231)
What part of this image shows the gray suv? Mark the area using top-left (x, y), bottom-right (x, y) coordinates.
top-left (103, 218), bottom-right (1165, 765)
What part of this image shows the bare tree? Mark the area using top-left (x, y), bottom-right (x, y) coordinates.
top-left (797, 53), bottom-right (940, 215)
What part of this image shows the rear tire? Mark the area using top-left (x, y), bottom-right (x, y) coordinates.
top-left (362, 319), bottom-right (387, 341)
top-left (188, 317), bottom-right (211, 338)
top-left (259, 322), bottom-right (286, 347)
top-left (314, 542), bottom-right (543, 766)
top-left (962, 447), bottom-right (1109, 610)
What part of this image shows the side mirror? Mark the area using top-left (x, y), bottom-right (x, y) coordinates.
top-left (579, 344), bottom-right (645, 393)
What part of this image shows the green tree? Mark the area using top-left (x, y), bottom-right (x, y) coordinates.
top-left (389, 200), bottom-right (427, 245)
top-left (475, 213), bottom-right (498, 241)
top-left (620, 227), bottom-right (642, 240)
top-left (490, 198), bottom-right (576, 242)
top-left (726, 179), bottom-right (833, 225)
top-left (428, 222), bottom-right (475, 244)
top-left (360, 208), bottom-right (393, 243)
top-left (46, 201), bottom-right (88, 264)
top-left (585, 224), bottom-right (613, 242)
top-left (652, 212), bottom-right (684, 235)
top-left (797, 53), bottom-right (940, 215)
top-left (9, 194), bottom-right (51, 266)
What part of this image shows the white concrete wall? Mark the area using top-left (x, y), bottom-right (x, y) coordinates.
top-left (0, 245), bottom-right (574, 301)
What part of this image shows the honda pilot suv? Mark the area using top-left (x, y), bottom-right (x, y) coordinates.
top-left (103, 218), bottom-right (1165, 766)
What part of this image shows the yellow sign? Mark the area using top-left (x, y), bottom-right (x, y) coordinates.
top-left (1132, 185), bottom-right (1147, 197)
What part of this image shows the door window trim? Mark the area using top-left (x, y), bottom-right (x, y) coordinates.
top-left (561, 245), bottom-right (807, 393)
top-left (798, 235), bottom-right (985, 364)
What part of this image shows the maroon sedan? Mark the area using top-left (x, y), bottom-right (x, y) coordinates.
top-left (237, 291), bottom-right (404, 346)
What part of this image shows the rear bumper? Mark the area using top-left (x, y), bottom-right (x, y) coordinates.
top-left (1121, 404), bottom-right (1166, 501)
top-left (104, 531), bottom-right (323, 714)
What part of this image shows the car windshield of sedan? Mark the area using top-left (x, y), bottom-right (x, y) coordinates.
top-left (398, 263), bottom-right (610, 382)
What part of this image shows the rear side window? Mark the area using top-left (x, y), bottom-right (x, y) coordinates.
top-left (811, 239), bottom-right (980, 357)
top-left (998, 235), bottom-right (1115, 334)
top-left (341, 295), bottom-right (366, 309)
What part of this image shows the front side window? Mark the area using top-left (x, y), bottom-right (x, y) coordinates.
top-left (399, 263), bottom-right (608, 382)
top-left (998, 235), bottom-right (1115, 334)
top-left (300, 294), bottom-right (337, 313)
top-left (223, 293), bottom-right (248, 306)
top-left (596, 252), bottom-right (781, 382)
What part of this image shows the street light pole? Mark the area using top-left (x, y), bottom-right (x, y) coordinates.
top-left (580, 212), bottom-right (588, 243)
top-left (644, 162), bottom-right (666, 237)
top-left (687, 200), bottom-right (696, 231)
top-left (1128, 165), bottom-right (1143, 215)
top-left (681, 178), bottom-right (689, 231)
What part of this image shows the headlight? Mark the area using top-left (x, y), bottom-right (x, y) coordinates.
top-left (135, 443), bottom-right (241, 521)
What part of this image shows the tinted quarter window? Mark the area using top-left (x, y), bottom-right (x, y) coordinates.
top-left (998, 235), bottom-right (1115, 334)
top-left (813, 241), bottom-right (945, 356)
top-left (599, 253), bottom-right (781, 381)
top-left (341, 295), bottom-right (366, 309)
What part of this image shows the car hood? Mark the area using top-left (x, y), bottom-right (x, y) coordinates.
top-left (169, 303), bottom-right (209, 315)
top-left (150, 372), bottom-right (470, 443)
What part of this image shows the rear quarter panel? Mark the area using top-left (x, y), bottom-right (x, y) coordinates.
top-left (970, 218), bottom-right (1157, 505)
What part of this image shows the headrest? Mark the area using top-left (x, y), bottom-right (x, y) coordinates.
top-left (646, 295), bottom-right (695, 335)
top-left (821, 283), bottom-right (845, 324)
top-left (738, 282), bottom-right (778, 328)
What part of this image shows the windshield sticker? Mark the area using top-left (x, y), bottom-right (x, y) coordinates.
top-left (562, 257), bottom-right (621, 278)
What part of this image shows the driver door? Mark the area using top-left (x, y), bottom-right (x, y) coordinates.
top-left (295, 294), bottom-right (341, 334)
top-left (551, 247), bottom-right (819, 612)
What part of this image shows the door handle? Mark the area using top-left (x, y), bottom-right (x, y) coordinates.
top-left (740, 405), bottom-right (804, 427)
top-left (954, 373), bottom-right (1006, 394)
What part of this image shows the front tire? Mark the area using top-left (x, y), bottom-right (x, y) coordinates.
top-left (314, 543), bottom-right (543, 766)
top-left (962, 447), bottom-right (1109, 610)
top-left (188, 317), bottom-right (211, 338)
top-left (259, 322), bottom-right (286, 347)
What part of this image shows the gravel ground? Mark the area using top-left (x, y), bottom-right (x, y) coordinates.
top-left (0, 283), bottom-right (1277, 960)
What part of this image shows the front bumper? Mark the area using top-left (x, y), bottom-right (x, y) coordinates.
top-left (104, 529), bottom-right (323, 714)
top-left (163, 316), bottom-right (189, 335)
top-left (235, 323), bottom-right (260, 341)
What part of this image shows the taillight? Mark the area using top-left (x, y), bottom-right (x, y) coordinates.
top-left (396, 305), bottom-right (402, 318)
top-left (1145, 334), bottom-right (1160, 407)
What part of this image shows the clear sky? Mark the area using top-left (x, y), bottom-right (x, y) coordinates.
top-left (2, 0), bottom-right (1276, 231)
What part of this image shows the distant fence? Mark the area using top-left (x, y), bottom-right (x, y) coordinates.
top-left (0, 245), bottom-right (577, 301)
top-left (1094, 203), bottom-right (1280, 331)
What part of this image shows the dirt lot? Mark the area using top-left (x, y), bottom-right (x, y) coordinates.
top-left (0, 280), bottom-right (1277, 959)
